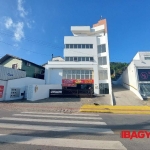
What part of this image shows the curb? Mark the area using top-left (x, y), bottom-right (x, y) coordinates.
top-left (80, 105), bottom-right (150, 114)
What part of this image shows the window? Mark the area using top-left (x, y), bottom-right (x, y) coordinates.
top-left (74, 57), bottom-right (77, 61)
top-left (82, 57), bottom-right (85, 61)
top-left (86, 44), bottom-right (89, 48)
top-left (12, 64), bottom-right (17, 69)
top-left (66, 44), bottom-right (69, 48)
top-left (78, 57), bottom-right (81, 61)
top-left (90, 57), bottom-right (94, 61)
top-left (98, 44), bottom-right (106, 53)
top-left (72, 70), bottom-right (76, 79)
top-left (145, 57), bottom-right (150, 60)
top-left (99, 83), bottom-right (109, 94)
top-left (98, 57), bottom-right (107, 65)
top-left (65, 44), bottom-right (93, 49)
top-left (70, 44), bottom-right (73, 48)
top-left (78, 44), bottom-right (81, 48)
top-left (76, 70), bottom-right (80, 79)
top-left (65, 57), bottom-right (69, 61)
top-left (70, 57), bottom-right (73, 61)
top-left (74, 44), bottom-right (77, 48)
top-left (81, 70), bottom-right (84, 79)
top-left (85, 70), bottom-right (89, 79)
top-left (63, 69), bottom-right (93, 80)
top-left (86, 57), bottom-right (89, 61)
top-left (90, 44), bottom-right (93, 49)
top-left (99, 70), bottom-right (108, 80)
top-left (82, 44), bottom-right (85, 48)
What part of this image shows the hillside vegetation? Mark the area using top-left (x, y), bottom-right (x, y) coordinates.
top-left (110, 62), bottom-right (128, 80)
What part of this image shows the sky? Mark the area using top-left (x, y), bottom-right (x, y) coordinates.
top-left (0, 0), bottom-right (150, 65)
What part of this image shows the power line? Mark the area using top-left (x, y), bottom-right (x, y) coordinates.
top-left (0, 31), bottom-right (63, 50)
top-left (0, 40), bottom-right (51, 57)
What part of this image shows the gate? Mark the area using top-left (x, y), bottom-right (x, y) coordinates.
top-left (49, 89), bottom-right (93, 98)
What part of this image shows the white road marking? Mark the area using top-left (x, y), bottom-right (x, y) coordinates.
top-left (0, 117), bottom-right (107, 125)
top-left (13, 114), bottom-right (102, 120)
top-left (21, 111), bottom-right (100, 116)
top-left (0, 123), bottom-right (114, 134)
top-left (0, 134), bottom-right (127, 149)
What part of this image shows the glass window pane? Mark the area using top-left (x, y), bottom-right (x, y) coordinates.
top-left (78, 57), bottom-right (81, 61)
top-left (90, 75), bottom-right (92, 79)
top-left (85, 75), bottom-right (89, 79)
top-left (86, 57), bottom-right (89, 61)
top-left (72, 70), bottom-right (75, 74)
top-left (81, 70), bottom-right (84, 74)
top-left (103, 57), bottom-right (107, 65)
top-left (102, 44), bottom-right (106, 52)
top-left (74, 44), bottom-right (77, 48)
top-left (70, 57), bottom-right (73, 61)
top-left (74, 57), bottom-right (77, 61)
top-left (66, 44), bottom-right (69, 48)
top-left (85, 70), bottom-right (89, 74)
top-left (82, 44), bottom-right (85, 48)
top-left (86, 44), bottom-right (89, 48)
top-left (65, 57), bottom-right (69, 61)
top-left (68, 70), bottom-right (71, 74)
top-left (81, 75), bottom-right (84, 79)
top-left (78, 44), bottom-right (81, 48)
top-left (70, 44), bottom-right (73, 48)
top-left (67, 75), bottom-right (71, 79)
top-left (82, 57), bottom-right (85, 61)
top-left (90, 57), bottom-right (93, 61)
top-left (76, 75), bottom-right (80, 79)
top-left (72, 74), bottom-right (76, 79)
top-left (76, 70), bottom-right (80, 74)
top-left (90, 44), bottom-right (93, 48)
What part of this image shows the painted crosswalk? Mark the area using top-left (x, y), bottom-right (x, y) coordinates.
top-left (0, 111), bottom-right (127, 150)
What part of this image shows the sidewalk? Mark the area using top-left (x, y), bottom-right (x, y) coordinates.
top-left (112, 85), bottom-right (144, 106)
top-left (0, 96), bottom-right (111, 113)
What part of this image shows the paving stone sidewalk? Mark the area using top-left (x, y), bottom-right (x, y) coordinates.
top-left (0, 95), bottom-right (111, 113)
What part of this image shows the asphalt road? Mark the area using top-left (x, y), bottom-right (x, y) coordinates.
top-left (0, 110), bottom-right (149, 150)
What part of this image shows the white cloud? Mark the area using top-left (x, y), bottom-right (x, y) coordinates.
top-left (13, 22), bottom-right (24, 41)
top-left (17, 0), bottom-right (28, 18)
top-left (4, 17), bottom-right (24, 41)
top-left (26, 22), bottom-right (31, 28)
top-left (5, 17), bottom-right (13, 29)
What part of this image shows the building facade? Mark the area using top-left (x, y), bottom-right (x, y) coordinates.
top-left (45, 19), bottom-right (112, 95)
top-left (119, 52), bottom-right (150, 99)
top-left (0, 54), bottom-right (45, 79)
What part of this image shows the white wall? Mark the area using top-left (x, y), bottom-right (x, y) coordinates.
top-left (0, 80), bottom-right (7, 101)
top-left (48, 69), bottom-right (63, 84)
top-left (64, 37), bottom-right (97, 59)
top-left (121, 62), bottom-right (143, 100)
top-left (5, 77), bottom-right (45, 101)
top-left (27, 84), bottom-right (62, 101)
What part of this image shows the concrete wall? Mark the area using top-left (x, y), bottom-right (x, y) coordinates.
top-left (0, 80), bottom-right (7, 101)
top-left (121, 62), bottom-right (143, 100)
top-left (5, 77), bottom-right (45, 101)
top-left (27, 84), bottom-right (62, 101)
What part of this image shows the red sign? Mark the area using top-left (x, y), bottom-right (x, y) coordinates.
top-left (121, 130), bottom-right (150, 139)
top-left (0, 86), bottom-right (4, 98)
top-left (62, 79), bottom-right (94, 87)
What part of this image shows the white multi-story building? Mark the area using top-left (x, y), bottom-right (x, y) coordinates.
top-left (45, 19), bottom-right (112, 95)
top-left (119, 52), bottom-right (150, 100)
